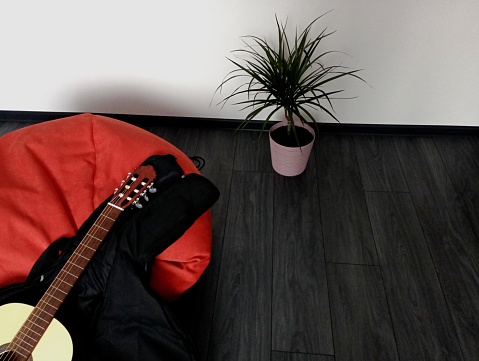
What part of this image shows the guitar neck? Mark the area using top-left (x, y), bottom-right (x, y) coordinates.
top-left (10, 203), bottom-right (123, 358)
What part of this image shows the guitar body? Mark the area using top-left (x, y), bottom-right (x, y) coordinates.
top-left (0, 303), bottom-right (72, 361)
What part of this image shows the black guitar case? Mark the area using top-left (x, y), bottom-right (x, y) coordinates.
top-left (0, 154), bottom-right (220, 361)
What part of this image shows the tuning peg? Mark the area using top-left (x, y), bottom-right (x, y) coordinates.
top-left (143, 194), bottom-right (149, 202)
top-left (149, 186), bottom-right (157, 193)
top-left (135, 202), bottom-right (143, 209)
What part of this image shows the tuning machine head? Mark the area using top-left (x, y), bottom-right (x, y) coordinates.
top-left (132, 187), bottom-right (153, 209)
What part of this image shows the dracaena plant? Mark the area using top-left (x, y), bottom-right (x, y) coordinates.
top-left (215, 13), bottom-right (364, 138)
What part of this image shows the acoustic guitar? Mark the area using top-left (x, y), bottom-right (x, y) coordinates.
top-left (0, 165), bottom-right (156, 361)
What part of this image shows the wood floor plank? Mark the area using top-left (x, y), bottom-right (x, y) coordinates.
top-left (434, 136), bottom-right (479, 237)
top-left (175, 128), bottom-right (237, 360)
top-left (316, 134), bottom-right (378, 265)
top-left (233, 130), bottom-right (273, 172)
top-left (327, 263), bottom-right (399, 361)
top-left (366, 191), bottom-right (464, 360)
top-left (272, 351), bottom-right (334, 361)
top-left (195, 128), bottom-right (236, 236)
top-left (272, 170), bottom-right (333, 355)
top-left (208, 171), bottom-right (274, 361)
top-left (354, 135), bottom-right (408, 192)
top-left (395, 136), bottom-right (479, 360)
top-left (0, 121), bottom-right (33, 136)
top-left (195, 128), bottom-right (237, 281)
top-left (145, 125), bottom-right (200, 156)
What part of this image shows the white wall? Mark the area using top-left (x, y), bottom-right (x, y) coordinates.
top-left (0, 0), bottom-right (478, 126)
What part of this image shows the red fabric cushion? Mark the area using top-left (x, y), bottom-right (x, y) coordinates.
top-left (0, 113), bottom-right (211, 301)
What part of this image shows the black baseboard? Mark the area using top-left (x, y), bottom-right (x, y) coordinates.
top-left (1, 110), bottom-right (478, 136)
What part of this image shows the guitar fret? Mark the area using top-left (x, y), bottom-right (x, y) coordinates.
top-left (23, 309), bottom-right (48, 330)
top-left (82, 242), bottom-right (97, 251)
top-left (88, 235), bottom-right (102, 242)
top-left (45, 291), bottom-right (63, 302)
top-left (37, 298), bottom-right (59, 311)
top-left (94, 224), bottom-right (109, 231)
top-left (21, 319), bottom-right (44, 334)
top-left (60, 263), bottom-right (85, 275)
top-left (17, 330), bottom-right (36, 345)
top-left (63, 270), bottom-right (79, 279)
top-left (31, 307), bottom-right (53, 324)
top-left (75, 253), bottom-right (90, 261)
top-left (102, 214), bottom-right (115, 221)
top-left (32, 311), bottom-right (50, 324)
top-left (50, 284), bottom-right (68, 295)
top-left (39, 308), bottom-right (54, 318)
top-left (9, 341), bottom-right (29, 357)
top-left (58, 278), bottom-right (73, 287)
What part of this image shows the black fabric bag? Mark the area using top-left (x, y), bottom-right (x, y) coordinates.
top-left (0, 155), bottom-right (219, 361)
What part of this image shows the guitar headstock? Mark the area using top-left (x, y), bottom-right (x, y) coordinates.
top-left (109, 165), bottom-right (157, 210)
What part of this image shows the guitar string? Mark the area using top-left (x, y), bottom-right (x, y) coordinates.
top-left (4, 202), bottom-right (120, 361)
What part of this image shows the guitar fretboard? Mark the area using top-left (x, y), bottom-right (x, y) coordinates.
top-left (8, 204), bottom-right (122, 360)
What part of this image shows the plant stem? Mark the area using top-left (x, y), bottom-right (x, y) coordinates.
top-left (285, 108), bottom-right (292, 136)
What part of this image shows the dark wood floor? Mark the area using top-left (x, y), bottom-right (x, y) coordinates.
top-left (2, 121), bottom-right (479, 361)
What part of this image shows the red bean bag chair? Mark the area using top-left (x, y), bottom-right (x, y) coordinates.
top-left (0, 113), bottom-right (212, 301)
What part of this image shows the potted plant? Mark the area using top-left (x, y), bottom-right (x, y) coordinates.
top-left (215, 13), bottom-right (364, 176)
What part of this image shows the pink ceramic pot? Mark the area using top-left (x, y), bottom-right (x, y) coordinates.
top-left (269, 120), bottom-right (315, 176)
